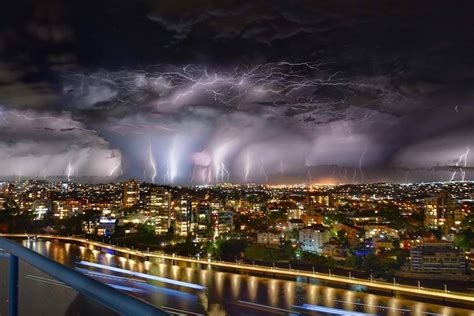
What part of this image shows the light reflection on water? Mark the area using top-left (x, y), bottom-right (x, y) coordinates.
top-left (17, 240), bottom-right (474, 315)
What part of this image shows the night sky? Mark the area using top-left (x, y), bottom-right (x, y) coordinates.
top-left (1, 0), bottom-right (473, 184)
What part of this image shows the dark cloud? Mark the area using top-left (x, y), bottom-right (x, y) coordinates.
top-left (0, 0), bottom-right (473, 183)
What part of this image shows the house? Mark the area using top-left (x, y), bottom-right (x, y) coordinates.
top-left (323, 240), bottom-right (348, 259)
top-left (299, 225), bottom-right (331, 254)
top-left (288, 218), bottom-right (304, 231)
top-left (257, 232), bottom-right (281, 246)
top-left (410, 239), bottom-right (466, 274)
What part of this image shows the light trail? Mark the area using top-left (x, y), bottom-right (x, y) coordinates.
top-left (294, 303), bottom-right (375, 315)
top-left (107, 283), bottom-right (145, 293)
top-left (25, 274), bottom-right (72, 289)
top-left (332, 299), bottom-right (411, 312)
top-left (76, 267), bottom-right (146, 283)
top-left (235, 300), bottom-right (298, 314)
top-left (161, 306), bottom-right (204, 316)
top-left (78, 261), bottom-right (206, 291)
top-left (77, 268), bottom-right (198, 299)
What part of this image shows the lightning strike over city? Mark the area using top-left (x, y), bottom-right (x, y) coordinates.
top-left (1, 2), bottom-right (474, 315)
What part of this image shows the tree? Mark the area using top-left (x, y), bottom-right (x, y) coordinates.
top-left (280, 240), bottom-right (296, 260)
top-left (454, 228), bottom-right (474, 251)
top-left (244, 245), bottom-right (279, 262)
top-left (213, 239), bottom-right (248, 261)
top-left (428, 228), bottom-right (443, 240)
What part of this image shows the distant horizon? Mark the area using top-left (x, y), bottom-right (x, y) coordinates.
top-left (2, 176), bottom-right (473, 187)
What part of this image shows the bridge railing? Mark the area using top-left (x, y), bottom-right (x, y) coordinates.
top-left (0, 237), bottom-right (168, 316)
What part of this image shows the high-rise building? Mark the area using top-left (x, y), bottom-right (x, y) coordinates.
top-left (194, 201), bottom-right (211, 241)
top-left (308, 193), bottom-right (334, 207)
top-left (298, 225), bottom-right (331, 254)
top-left (215, 210), bottom-right (233, 237)
top-left (32, 200), bottom-right (50, 220)
top-left (122, 179), bottom-right (140, 209)
top-left (146, 187), bottom-right (171, 234)
top-left (175, 195), bottom-right (192, 237)
top-left (410, 240), bottom-right (466, 274)
top-left (52, 198), bottom-right (84, 219)
top-left (424, 192), bottom-right (455, 228)
top-left (0, 195), bottom-right (6, 211)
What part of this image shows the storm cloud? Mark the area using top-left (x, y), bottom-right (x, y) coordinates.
top-left (0, 0), bottom-right (473, 183)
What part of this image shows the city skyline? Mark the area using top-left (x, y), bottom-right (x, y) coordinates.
top-left (1, 1), bottom-right (473, 184)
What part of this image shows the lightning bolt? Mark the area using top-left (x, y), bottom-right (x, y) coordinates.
top-left (221, 162), bottom-right (230, 182)
top-left (279, 160), bottom-right (285, 174)
top-left (148, 143), bottom-right (157, 183)
top-left (244, 149), bottom-right (251, 182)
top-left (359, 144), bottom-right (367, 183)
top-left (65, 61), bottom-right (359, 112)
top-left (450, 147), bottom-right (470, 182)
top-left (304, 157), bottom-right (312, 183)
top-left (168, 137), bottom-right (177, 183)
top-left (259, 160), bottom-right (269, 183)
top-left (108, 161), bottom-right (122, 177)
top-left (190, 165), bottom-right (196, 183)
top-left (66, 160), bottom-right (72, 182)
top-left (352, 167), bottom-right (357, 184)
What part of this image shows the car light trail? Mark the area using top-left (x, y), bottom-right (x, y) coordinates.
top-left (106, 283), bottom-right (144, 293)
top-left (78, 261), bottom-right (206, 290)
top-left (294, 303), bottom-right (375, 315)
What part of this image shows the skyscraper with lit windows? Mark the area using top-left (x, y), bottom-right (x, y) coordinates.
top-left (122, 179), bottom-right (140, 209)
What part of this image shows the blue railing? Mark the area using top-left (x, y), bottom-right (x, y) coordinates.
top-left (0, 237), bottom-right (168, 316)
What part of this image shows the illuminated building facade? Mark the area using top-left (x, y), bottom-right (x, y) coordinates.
top-left (146, 187), bottom-right (172, 234)
top-left (122, 179), bottom-right (140, 209)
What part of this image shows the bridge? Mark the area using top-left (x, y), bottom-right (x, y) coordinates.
top-left (2, 233), bottom-right (474, 307)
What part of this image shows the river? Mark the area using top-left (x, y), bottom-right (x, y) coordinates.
top-left (0, 239), bottom-right (473, 315)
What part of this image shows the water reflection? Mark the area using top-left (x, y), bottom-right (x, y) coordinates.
top-left (247, 275), bottom-right (258, 302)
top-left (20, 240), bottom-right (474, 316)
